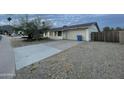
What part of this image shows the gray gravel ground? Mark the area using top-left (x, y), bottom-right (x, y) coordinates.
top-left (15, 42), bottom-right (124, 79)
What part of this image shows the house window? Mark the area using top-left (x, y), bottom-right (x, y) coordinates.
top-left (58, 31), bottom-right (62, 36)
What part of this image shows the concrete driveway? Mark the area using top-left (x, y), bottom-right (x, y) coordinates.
top-left (14, 40), bottom-right (81, 70)
top-left (0, 36), bottom-right (15, 78)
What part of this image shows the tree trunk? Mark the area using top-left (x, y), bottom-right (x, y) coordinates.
top-left (28, 34), bottom-right (33, 40)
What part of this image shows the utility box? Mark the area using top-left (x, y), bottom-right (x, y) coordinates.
top-left (77, 35), bottom-right (82, 41)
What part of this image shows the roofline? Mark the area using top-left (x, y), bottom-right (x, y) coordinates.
top-left (51, 22), bottom-right (101, 32)
top-left (92, 22), bottom-right (101, 32)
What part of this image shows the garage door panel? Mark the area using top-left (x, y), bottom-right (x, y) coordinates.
top-left (66, 30), bottom-right (87, 40)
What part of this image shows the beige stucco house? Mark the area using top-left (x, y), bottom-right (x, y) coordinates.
top-left (43, 22), bottom-right (100, 41)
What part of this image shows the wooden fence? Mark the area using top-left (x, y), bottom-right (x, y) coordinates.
top-left (119, 31), bottom-right (124, 44)
top-left (91, 31), bottom-right (119, 42)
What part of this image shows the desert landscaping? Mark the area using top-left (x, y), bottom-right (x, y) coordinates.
top-left (0, 14), bottom-right (124, 79)
top-left (15, 41), bottom-right (124, 79)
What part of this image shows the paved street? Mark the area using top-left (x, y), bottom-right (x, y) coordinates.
top-left (0, 36), bottom-right (15, 79)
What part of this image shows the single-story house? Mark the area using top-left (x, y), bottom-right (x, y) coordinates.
top-left (44, 22), bottom-right (100, 41)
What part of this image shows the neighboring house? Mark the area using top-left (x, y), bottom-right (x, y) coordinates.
top-left (44, 22), bottom-right (100, 41)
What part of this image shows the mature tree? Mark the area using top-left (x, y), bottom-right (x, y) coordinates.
top-left (32, 17), bottom-right (52, 30)
top-left (103, 26), bottom-right (124, 31)
top-left (115, 27), bottom-right (122, 31)
top-left (24, 21), bottom-right (37, 39)
top-left (103, 26), bottom-right (111, 31)
top-left (16, 15), bottom-right (52, 40)
top-left (110, 27), bottom-right (114, 31)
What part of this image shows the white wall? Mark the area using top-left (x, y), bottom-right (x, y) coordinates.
top-left (48, 25), bottom-right (99, 41)
top-left (87, 25), bottom-right (99, 41)
top-left (85, 29), bottom-right (90, 41)
top-left (43, 32), bottom-right (50, 37)
top-left (65, 29), bottom-right (87, 41)
top-left (49, 31), bottom-right (63, 40)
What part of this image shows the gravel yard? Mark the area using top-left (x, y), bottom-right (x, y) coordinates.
top-left (15, 42), bottom-right (124, 79)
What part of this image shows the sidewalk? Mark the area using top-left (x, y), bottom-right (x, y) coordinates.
top-left (0, 35), bottom-right (15, 79)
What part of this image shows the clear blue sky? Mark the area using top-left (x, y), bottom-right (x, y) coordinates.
top-left (0, 14), bottom-right (124, 30)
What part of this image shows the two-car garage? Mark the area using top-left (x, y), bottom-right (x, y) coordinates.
top-left (64, 29), bottom-right (88, 41)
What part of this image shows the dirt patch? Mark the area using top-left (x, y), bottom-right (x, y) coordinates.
top-left (10, 37), bottom-right (55, 48)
